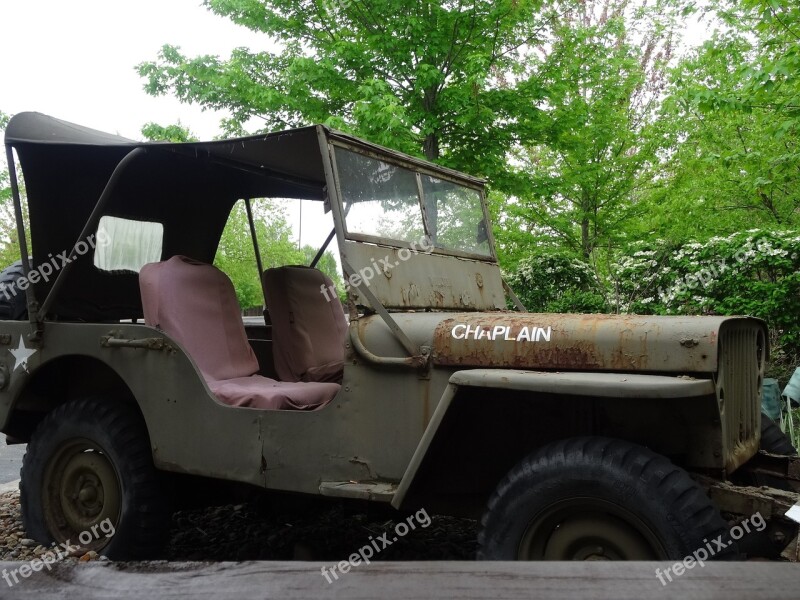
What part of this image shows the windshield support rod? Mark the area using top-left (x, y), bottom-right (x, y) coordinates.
top-left (310, 228), bottom-right (335, 268)
top-left (340, 257), bottom-right (421, 360)
top-left (37, 147), bottom-right (146, 325)
top-left (503, 279), bottom-right (527, 312)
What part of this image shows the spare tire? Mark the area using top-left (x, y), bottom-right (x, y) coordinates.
top-left (0, 260), bottom-right (27, 320)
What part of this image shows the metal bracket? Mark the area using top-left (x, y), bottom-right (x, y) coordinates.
top-left (100, 335), bottom-right (175, 352)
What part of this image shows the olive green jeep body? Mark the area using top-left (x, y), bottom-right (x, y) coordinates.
top-left (1, 112), bottom-right (798, 560)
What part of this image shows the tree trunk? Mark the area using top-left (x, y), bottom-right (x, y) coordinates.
top-left (423, 133), bottom-right (440, 161)
top-left (581, 216), bottom-right (591, 259)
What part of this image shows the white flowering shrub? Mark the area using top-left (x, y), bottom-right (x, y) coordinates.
top-left (612, 230), bottom-right (800, 356)
top-left (507, 250), bottom-right (609, 313)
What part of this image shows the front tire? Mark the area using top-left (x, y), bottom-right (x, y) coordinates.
top-left (21, 397), bottom-right (171, 559)
top-left (478, 437), bottom-right (734, 561)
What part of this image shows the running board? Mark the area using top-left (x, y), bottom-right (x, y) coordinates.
top-left (319, 481), bottom-right (397, 502)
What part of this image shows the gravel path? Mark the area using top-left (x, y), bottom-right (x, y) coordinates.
top-left (0, 490), bottom-right (478, 563)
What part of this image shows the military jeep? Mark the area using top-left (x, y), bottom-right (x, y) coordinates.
top-left (2, 112), bottom-right (799, 561)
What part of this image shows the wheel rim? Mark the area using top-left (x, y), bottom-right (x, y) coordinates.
top-left (518, 497), bottom-right (668, 560)
top-left (42, 438), bottom-right (121, 550)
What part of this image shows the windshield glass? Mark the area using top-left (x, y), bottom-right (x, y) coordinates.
top-left (335, 149), bottom-right (425, 242)
top-left (335, 146), bottom-right (491, 258)
top-left (420, 175), bottom-right (490, 256)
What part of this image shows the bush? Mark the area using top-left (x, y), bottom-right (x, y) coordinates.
top-left (611, 229), bottom-right (800, 361)
top-left (506, 250), bottom-right (609, 313)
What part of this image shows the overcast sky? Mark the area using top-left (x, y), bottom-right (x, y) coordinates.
top-left (1, 0), bottom-right (268, 139)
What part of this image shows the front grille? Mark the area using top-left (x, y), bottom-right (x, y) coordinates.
top-left (716, 321), bottom-right (765, 473)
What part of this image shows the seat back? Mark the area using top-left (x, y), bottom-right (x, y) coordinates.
top-left (263, 266), bottom-right (347, 383)
top-left (139, 255), bottom-right (259, 382)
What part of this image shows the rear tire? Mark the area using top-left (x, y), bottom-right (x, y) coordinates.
top-left (0, 260), bottom-right (27, 320)
top-left (21, 397), bottom-right (171, 559)
top-left (478, 437), bottom-right (736, 561)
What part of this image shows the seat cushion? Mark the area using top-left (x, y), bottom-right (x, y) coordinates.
top-left (263, 266), bottom-right (348, 383)
top-left (209, 376), bottom-right (340, 410)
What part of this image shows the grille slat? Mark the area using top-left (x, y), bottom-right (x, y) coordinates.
top-left (718, 323), bottom-right (764, 473)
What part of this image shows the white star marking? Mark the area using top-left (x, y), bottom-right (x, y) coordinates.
top-left (9, 337), bottom-right (36, 372)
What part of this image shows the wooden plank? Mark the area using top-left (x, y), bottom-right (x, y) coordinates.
top-left (0, 560), bottom-right (797, 599)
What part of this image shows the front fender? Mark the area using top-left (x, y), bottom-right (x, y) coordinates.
top-left (449, 369), bottom-right (715, 399)
top-left (391, 369), bottom-right (716, 510)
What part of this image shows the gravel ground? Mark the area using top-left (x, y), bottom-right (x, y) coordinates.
top-left (0, 491), bottom-right (106, 564)
top-left (0, 490), bottom-right (478, 563)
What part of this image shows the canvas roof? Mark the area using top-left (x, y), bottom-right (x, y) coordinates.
top-left (4, 112), bottom-right (327, 320)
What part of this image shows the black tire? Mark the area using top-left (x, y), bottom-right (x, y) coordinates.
top-left (760, 413), bottom-right (797, 455)
top-left (21, 397), bottom-right (171, 559)
top-left (0, 260), bottom-right (27, 320)
top-left (478, 437), bottom-right (736, 561)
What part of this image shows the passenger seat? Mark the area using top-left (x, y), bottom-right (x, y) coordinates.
top-left (262, 266), bottom-right (348, 383)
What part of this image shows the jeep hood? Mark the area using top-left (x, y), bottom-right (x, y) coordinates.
top-left (358, 312), bottom-right (767, 373)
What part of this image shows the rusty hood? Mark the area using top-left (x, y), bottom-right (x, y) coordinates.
top-left (428, 313), bottom-right (766, 373)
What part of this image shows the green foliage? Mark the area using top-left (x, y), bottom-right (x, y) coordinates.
top-left (638, 31), bottom-right (800, 240)
top-left (140, 122), bottom-right (198, 142)
top-left (215, 200), bottom-right (304, 308)
top-left (0, 111), bottom-right (30, 268)
top-left (506, 248), bottom-right (609, 313)
top-left (137, 0), bottom-right (547, 191)
top-left (214, 200), bottom-right (342, 308)
top-left (0, 111), bottom-right (10, 206)
top-left (498, 0), bottom-right (684, 263)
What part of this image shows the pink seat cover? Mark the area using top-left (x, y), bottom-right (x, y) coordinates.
top-left (139, 256), bottom-right (338, 410)
top-left (262, 266), bottom-right (348, 383)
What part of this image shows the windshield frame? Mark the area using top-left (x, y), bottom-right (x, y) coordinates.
top-left (328, 137), bottom-right (497, 263)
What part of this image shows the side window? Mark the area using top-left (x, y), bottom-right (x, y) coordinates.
top-left (93, 216), bottom-right (164, 273)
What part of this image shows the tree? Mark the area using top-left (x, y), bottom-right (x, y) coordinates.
top-left (140, 121), bottom-right (199, 143)
top-left (496, 0), bottom-right (685, 266)
top-left (633, 5), bottom-right (800, 242)
top-left (506, 247), bottom-right (609, 313)
top-left (137, 0), bottom-right (546, 190)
